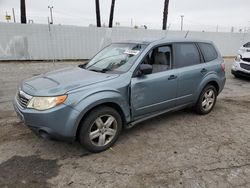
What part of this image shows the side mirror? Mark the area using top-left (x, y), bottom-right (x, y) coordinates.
top-left (138, 64), bottom-right (152, 76)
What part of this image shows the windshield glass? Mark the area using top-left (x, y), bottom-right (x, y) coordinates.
top-left (84, 43), bottom-right (146, 73)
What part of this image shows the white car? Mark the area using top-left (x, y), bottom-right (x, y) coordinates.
top-left (232, 42), bottom-right (250, 78)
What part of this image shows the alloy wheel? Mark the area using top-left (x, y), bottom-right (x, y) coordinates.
top-left (201, 89), bottom-right (215, 112)
top-left (89, 115), bottom-right (118, 147)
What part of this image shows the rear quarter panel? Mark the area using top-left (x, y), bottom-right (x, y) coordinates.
top-left (195, 58), bottom-right (226, 101)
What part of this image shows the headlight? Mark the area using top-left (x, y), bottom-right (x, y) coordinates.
top-left (27, 95), bottom-right (67, 111)
top-left (235, 54), bottom-right (242, 62)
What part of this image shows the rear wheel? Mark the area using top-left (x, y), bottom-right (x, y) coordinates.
top-left (195, 85), bottom-right (217, 115)
top-left (79, 106), bottom-right (122, 153)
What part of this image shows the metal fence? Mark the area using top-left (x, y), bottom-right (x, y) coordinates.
top-left (0, 23), bottom-right (249, 60)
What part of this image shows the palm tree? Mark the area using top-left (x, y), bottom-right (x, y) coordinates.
top-left (162, 0), bottom-right (169, 30)
top-left (20, 0), bottom-right (27, 24)
top-left (95, 0), bottom-right (101, 27)
top-left (108, 0), bottom-right (116, 28)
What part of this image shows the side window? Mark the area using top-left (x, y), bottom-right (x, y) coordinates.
top-left (158, 46), bottom-right (172, 68)
top-left (174, 43), bottom-right (201, 68)
top-left (198, 43), bottom-right (218, 62)
top-left (142, 45), bottom-right (172, 74)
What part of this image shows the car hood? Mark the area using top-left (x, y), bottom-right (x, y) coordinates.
top-left (239, 48), bottom-right (250, 58)
top-left (21, 66), bottom-right (119, 96)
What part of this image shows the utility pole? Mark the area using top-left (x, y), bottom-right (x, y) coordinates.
top-left (167, 23), bottom-right (171, 30)
top-left (231, 26), bottom-right (234, 33)
top-left (216, 25), bottom-right (219, 32)
top-left (108, 0), bottom-right (116, 28)
top-left (12, 8), bottom-right (16, 23)
top-left (95, 0), bottom-right (101, 27)
top-left (20, 0), bottom-right (27, 24)
top-left (162, 0), bottom-right (169, 30)
top-left (180, 15), bottom-right (184, 31)
top-left (48, 6), bottom-right (54, 24)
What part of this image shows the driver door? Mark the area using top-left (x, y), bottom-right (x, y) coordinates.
top-left (130, 45), bottom-right (178, 119)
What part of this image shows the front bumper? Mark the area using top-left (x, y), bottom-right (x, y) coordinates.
top-left (13, 97), bottom-right (80, 141)
top-left (231, 70), bottom-right (250, 78)
top-left (231, 61), bottom-right (250, 77)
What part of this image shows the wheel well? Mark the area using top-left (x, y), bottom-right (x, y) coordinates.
top-left (207, 81), bottom-right (219, 94)
top-left (75, 102), bottom-right (126, 140)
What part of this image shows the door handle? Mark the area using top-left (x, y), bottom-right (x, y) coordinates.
top-left (200, 68), bottom-right (208, 74)
top-left (168, 75), bottom-right (177, 80)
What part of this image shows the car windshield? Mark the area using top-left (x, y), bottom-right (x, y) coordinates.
top-left (243, 42), bottom-right (250, 48)
top-left (84, 43), bottom-right (146, 73)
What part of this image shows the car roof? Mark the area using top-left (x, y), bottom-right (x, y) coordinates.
top-left (116, 38), bottom-right (213, 45)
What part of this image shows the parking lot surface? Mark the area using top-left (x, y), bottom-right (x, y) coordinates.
top-left (0, 59), bottom-right (250, 188)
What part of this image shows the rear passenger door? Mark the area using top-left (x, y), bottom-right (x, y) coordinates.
top-left (173, 43), bottom-right (205, 105)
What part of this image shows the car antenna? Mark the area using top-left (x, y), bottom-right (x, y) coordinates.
top-left (47, 17), bottom-right (56, 68)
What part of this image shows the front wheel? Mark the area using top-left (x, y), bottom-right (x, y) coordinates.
top-left (79, 106), bottom-right (122, 153)
top-left (195, 85), bottom-right (217, 115)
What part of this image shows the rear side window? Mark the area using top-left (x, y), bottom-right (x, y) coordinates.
top-left (174, 43), bottom-right (201, 68)
top-left (198, 43), bottom-right (218, 62)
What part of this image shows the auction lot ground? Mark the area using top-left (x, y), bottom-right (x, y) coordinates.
top-left (0, 59), bottom-right (250, 188)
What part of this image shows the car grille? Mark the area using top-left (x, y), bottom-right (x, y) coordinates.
top-left (240, 63), bottom-right (250, 71)
top-left (16, 91), bottom-right (31, 108)
top-left (242, 58), bottom-right (250, 62)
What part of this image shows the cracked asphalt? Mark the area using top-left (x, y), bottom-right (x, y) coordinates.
top-left (0, 58), bottom-right (250, 188)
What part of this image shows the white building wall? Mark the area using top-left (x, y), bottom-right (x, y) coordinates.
top-left (0, 23), bottom-right (249, 60)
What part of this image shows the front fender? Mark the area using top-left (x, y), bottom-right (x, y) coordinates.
top-left (69, 90), bottom-right (130, 137)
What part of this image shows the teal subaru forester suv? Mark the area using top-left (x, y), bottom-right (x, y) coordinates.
top-left (14, 39), bottom-right (226, 152)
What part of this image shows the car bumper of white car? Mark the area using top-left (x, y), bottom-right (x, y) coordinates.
top-left (232, 61), bottom-right (250, 77)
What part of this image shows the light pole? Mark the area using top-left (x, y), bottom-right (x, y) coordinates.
top-left (12, 8), bottom-right (16, 23)
top-left (48, 6), bottom-right (54, 24)
top-left (180, 15), bottom-right (184, 31)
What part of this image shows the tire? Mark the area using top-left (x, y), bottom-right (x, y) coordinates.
top-left (194, 85), bottom-right (217, 115)
top-left (79, 106), bottom-right (122, 153)
top-left (234, 74), bottom-right (240, 79)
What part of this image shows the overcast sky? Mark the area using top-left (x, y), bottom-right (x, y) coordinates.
top-left (1, 0), bottom-right (250, 32)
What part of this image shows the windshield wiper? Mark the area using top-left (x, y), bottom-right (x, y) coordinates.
top-left (78, 64), bottom-right (86, 69)
top-left (89, 68), bottom-right (110, 73)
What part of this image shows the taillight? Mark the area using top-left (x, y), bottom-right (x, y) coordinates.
top-left (221, 62), bottom-right (225, 72)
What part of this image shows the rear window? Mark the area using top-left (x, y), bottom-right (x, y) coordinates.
top-left (174, 43), bottom-right (201, 68)
top-left (198, 43), bottom-right (218, 62)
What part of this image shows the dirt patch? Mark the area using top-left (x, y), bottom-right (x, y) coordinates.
top-left (0, 110), bottom-right (16, 119)
top-left (0, 155), bottom-right (59, 188)
top-left (0, 119), bottom-right (33, 144)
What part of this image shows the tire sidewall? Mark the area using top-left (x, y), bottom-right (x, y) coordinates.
top-left (79, 106), bottom-right (122, 153)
